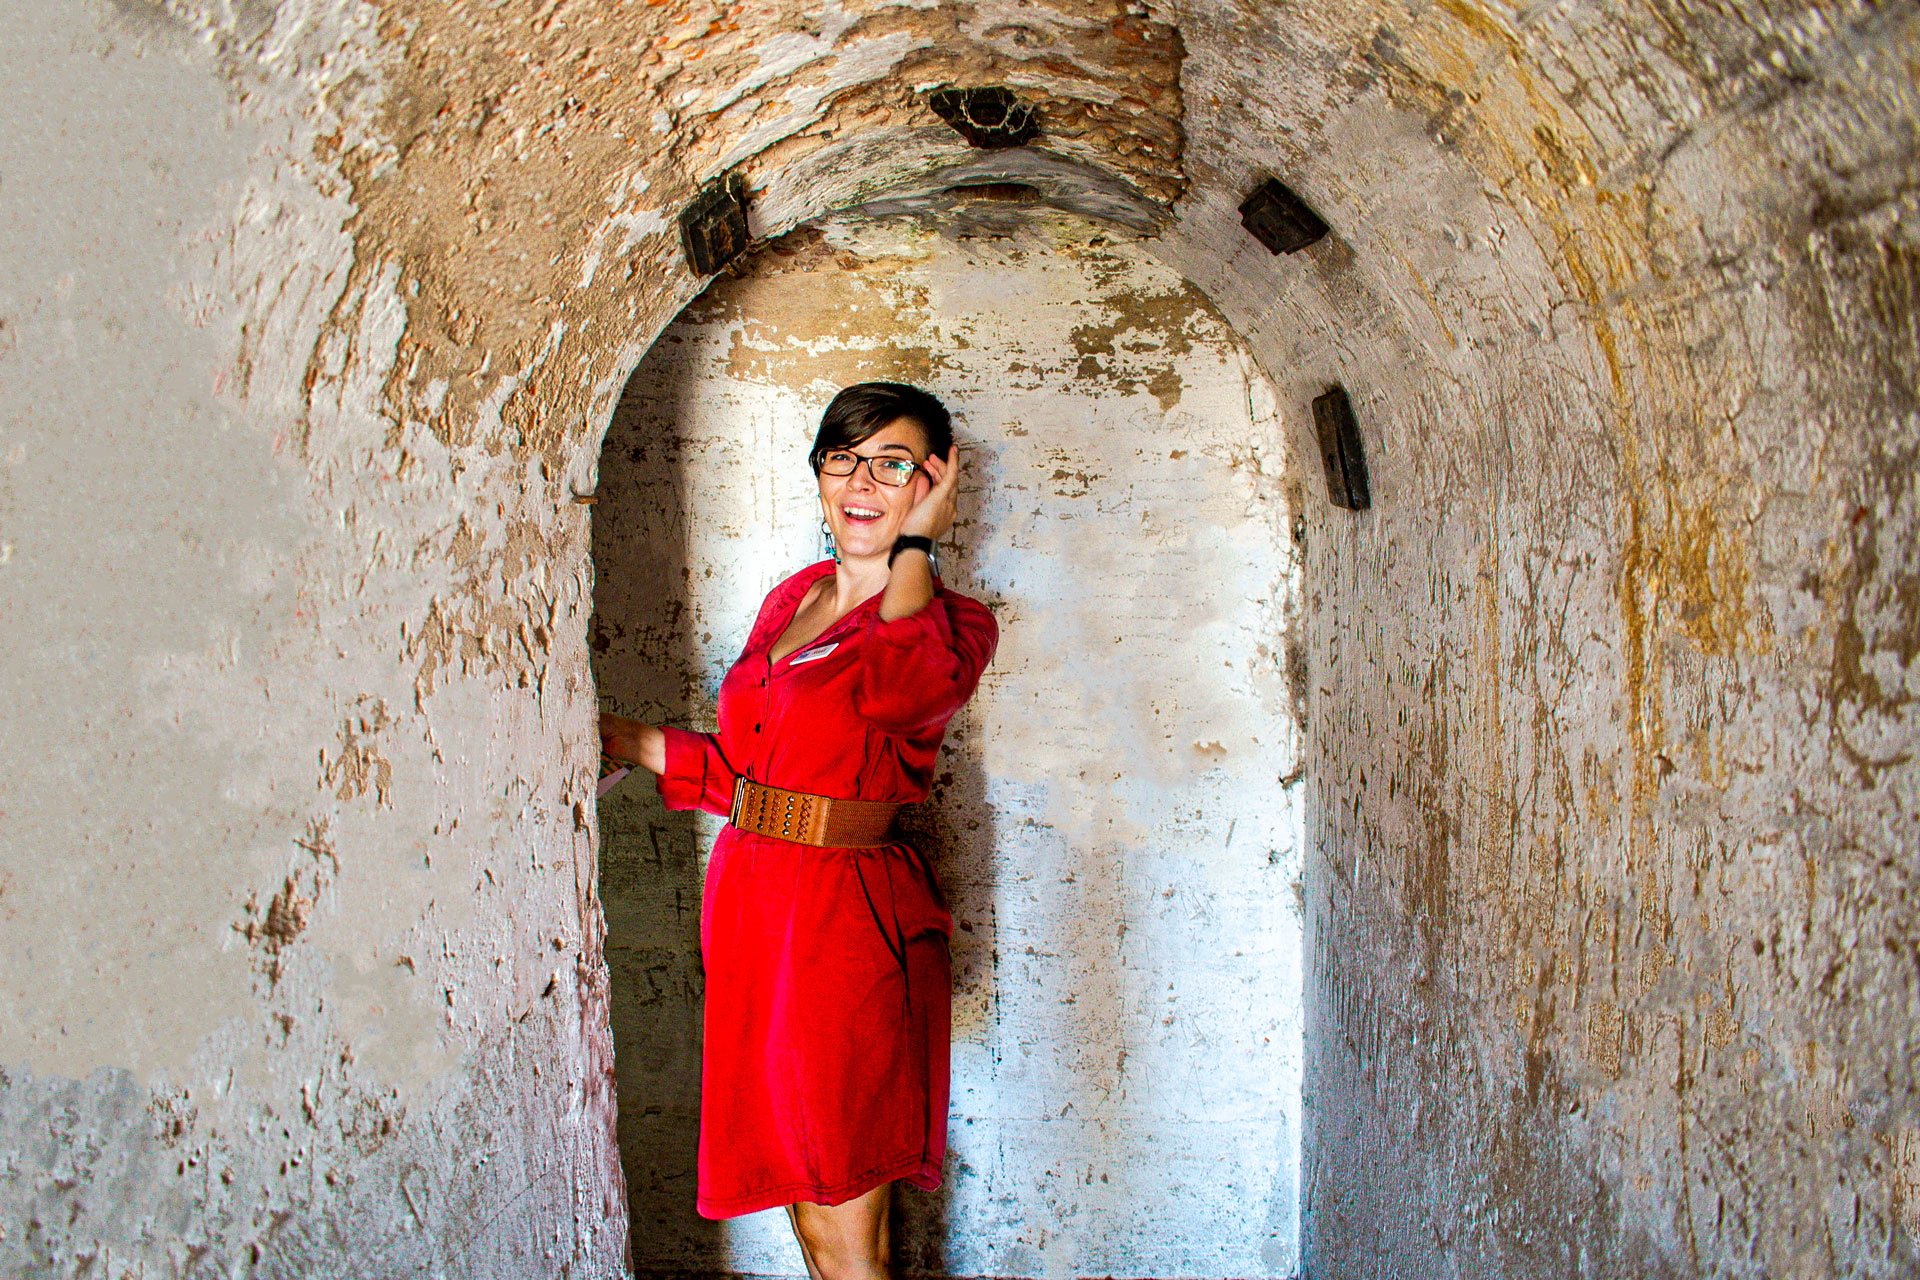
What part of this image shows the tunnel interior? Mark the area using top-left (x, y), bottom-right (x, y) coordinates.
top-left (2, 1), bottom-right (1917, 1278)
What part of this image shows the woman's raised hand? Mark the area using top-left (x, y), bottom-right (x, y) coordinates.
top-left (900, 445), bottom-right (961, 541)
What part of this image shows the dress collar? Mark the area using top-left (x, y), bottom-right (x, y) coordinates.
top-left (751, 560), bottom-right (847, 651)
top-left (754, 557), bottom-right (945, 652)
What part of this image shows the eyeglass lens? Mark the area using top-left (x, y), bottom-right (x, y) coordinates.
top-left (820, 452), bottom-right (918, 486)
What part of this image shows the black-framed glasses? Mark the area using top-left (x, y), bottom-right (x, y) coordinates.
top-left (815, 449), bottom-right (922, 487)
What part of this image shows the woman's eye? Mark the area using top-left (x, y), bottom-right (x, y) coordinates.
top-left (876, 460), bottom-right (915, 478)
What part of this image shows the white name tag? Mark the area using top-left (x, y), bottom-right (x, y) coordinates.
top-left (789, 642), bottom-right (839, 665)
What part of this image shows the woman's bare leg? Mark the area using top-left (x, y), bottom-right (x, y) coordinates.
top-left (788, 1182), bottom-right (891, 1280)
top-left (785, 1205), bottom-right (828, 1280)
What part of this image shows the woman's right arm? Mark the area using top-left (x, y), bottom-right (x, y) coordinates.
top-left (600, 712), bottom-right (667, 776)
top-left (602, 712), bottom-right (740, 816)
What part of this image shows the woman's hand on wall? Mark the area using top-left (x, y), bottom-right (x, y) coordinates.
top-left (600, 712), bottom-right (667, 776)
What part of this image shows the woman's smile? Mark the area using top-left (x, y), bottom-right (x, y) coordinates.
top-left (818, 417), bottom-right (930, 559)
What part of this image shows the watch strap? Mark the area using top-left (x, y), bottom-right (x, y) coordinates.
top-left (889, 535), bottom-right (937, 568)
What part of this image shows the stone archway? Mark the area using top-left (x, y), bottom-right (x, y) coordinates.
top-left (4, 2), bottom-right (1917, 1277)
top-left (591, 213), bottom-right (1306, 1275)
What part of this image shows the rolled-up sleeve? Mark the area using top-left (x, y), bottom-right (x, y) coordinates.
top-left (853, 595), bottom-right (999, 737)
top-left (655, 725), bottom-right (738, 816)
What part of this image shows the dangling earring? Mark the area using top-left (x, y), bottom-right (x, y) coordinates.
top-left (820, 518), bottom-right (838, 563)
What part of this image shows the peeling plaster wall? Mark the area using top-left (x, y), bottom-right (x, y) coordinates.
top-left (1148, 7), bottom-right (1920, 1278)
top-left (0, 3), bottom-right (625, 1275)
top-left (592, 220), bottom-right (1304, 1279)
top-left (1, 0), bottom-right (1916, 1275)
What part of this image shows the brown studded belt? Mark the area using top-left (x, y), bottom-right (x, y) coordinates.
top-left (729, 777), bottom-right (902, 848)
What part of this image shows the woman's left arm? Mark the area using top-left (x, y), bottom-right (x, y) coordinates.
top-left (855, 594), bottom-right (999, 736)
top-left (878, 444), bottom-right (960, 622)
top-left (859, 444), bottom-right (996, 734)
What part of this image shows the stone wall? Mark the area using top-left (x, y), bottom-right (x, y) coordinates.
top-left (0, 0), bottom-right (1914, 1275)
top-left (0, 2), bottom-right (628, 1274)
top-left (1182, 8), bottom-right (1920, 1277)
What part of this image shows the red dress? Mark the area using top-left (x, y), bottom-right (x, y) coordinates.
top-left (654, 560), bottom-right (999, 1219)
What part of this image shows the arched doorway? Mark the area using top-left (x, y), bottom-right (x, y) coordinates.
top-left (593, 208), bottom-right (1308, 1276)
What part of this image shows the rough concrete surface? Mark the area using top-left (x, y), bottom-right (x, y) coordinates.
top-left (0, 0), bottom-right (1914, 1276)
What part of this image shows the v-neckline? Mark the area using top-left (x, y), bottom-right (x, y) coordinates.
top-left (767, 566), bottom-right (875, 666)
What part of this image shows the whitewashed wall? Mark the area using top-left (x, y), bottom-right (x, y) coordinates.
top-left (592, 218), bottom-right (1305, 1278)
top-left (0, 5), bottom-right (628, 1275)
top-left (8, 2), bottom-right (1915, 1275)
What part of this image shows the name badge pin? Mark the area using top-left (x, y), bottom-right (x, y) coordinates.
top-left (788, 642), bottom-right (838, 665)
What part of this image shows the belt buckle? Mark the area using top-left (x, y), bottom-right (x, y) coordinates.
top-left (730, 776), bottom-right (749, 828)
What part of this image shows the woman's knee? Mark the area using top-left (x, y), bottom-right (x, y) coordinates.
top-left (791, 1192), bottom-right (889, 1280)
top-left (792, 1225), bottom-right (884, 1280)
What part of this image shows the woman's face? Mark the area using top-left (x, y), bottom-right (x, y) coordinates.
top-left (817, 417), bottom-right (932, 563)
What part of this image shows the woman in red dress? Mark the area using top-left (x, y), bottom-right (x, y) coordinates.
top-left (601, 382), bottom-right (998, 1280)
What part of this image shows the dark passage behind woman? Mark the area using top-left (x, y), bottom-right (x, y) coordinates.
top-left (600, 382), bottom-right (999, 1280)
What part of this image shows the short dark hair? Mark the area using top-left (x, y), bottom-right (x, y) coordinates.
top-left (810, 382), bottom-right (953, 472)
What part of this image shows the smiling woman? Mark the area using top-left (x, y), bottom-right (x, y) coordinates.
top-left (599, 382), bottom-right (999, 1279)
top-left (802, 383), bottom-right (959, 625)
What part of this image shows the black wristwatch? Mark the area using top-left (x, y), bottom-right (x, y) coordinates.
top-left (889, 535), bottom-right (938, 572)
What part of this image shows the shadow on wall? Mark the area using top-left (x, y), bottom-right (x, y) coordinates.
top-left (590, 321), bottom-right (997, 1274)
top-left (891, 586), bottom-right (999, 1279)
top-left (591, 357), bottom-right (722, 1268)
